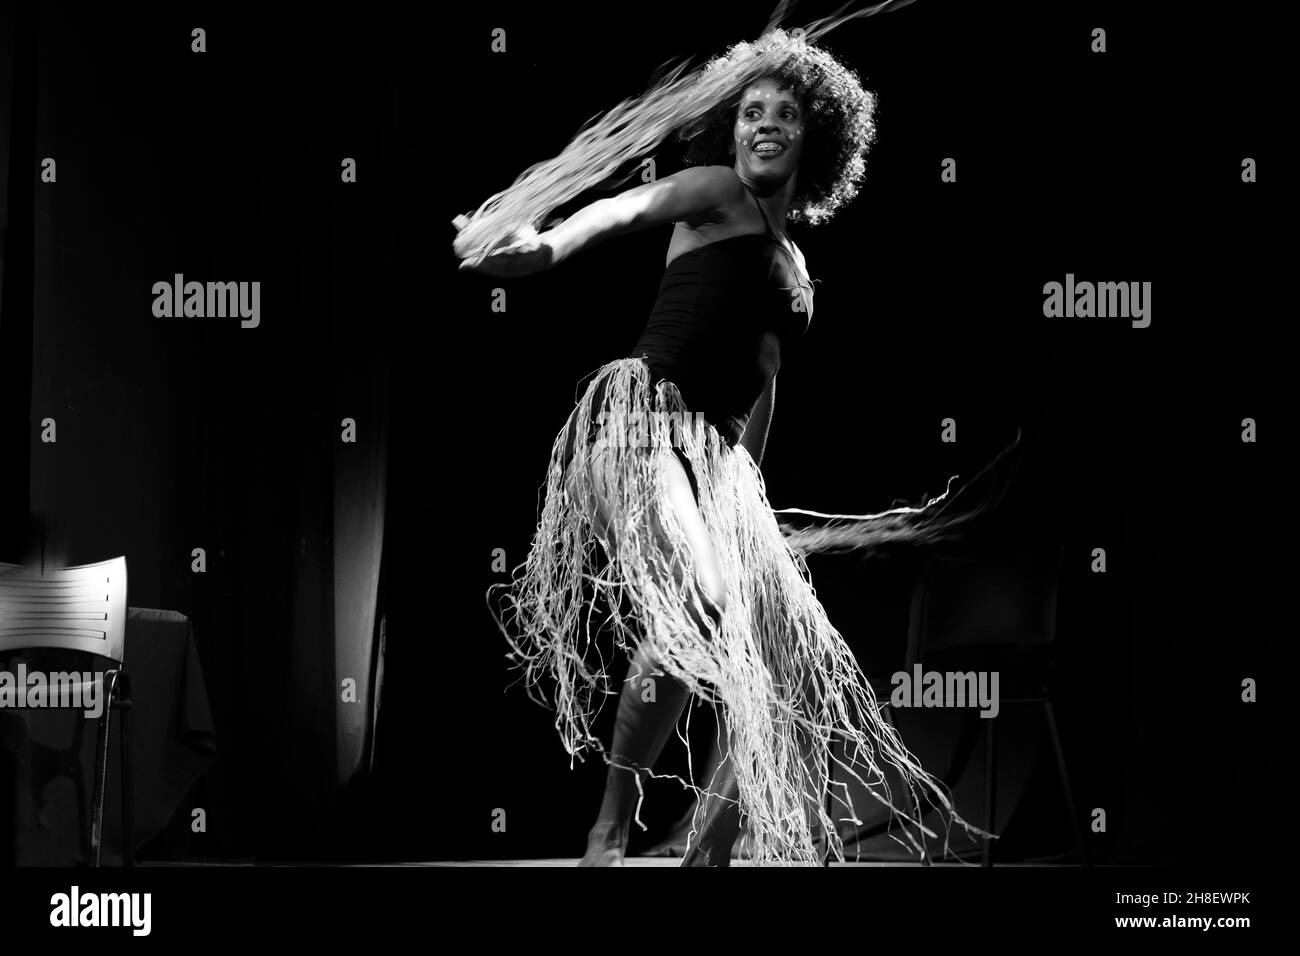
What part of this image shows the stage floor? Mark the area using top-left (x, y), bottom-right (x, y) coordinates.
top-left (140, 859), bottom-right (998, 867)
top-left (141, 858), bottom-right (1084, 867)
top-left (421, 858), bottom-right (965, 867)
top-left (416, 859), bottom-right (1082, 867)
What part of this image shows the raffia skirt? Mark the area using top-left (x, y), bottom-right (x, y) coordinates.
top-left (487, 355), bottom-right (999, 866)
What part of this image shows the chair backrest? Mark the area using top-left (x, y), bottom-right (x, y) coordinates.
top-left (905, 546), bottom-right (1061, 669)
top-left (0, 557), bottom-right (128, 664)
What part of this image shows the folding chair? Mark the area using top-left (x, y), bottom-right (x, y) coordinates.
top-left (901, 546), bottom-right (1087, 866)
top-left (0, 557), bottom-right (134, 866)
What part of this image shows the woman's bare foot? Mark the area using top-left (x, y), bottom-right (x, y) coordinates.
top-left (578, 823), bottom-right (628, 867)
top-left (681, 838), bottom-right (732, 867)
top-left (642, 817), bottom-right (692, 858)
top-left (730, 828), bottom-right (753, 860)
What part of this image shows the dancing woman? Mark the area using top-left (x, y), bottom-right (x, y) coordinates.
top-left (459, 8), bottom-right (1004, 867)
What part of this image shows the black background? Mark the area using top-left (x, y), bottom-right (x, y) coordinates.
top-left (1, 0), bottom-right (1279, 874)
top-left (420, 0), bottom-right (1277, 867)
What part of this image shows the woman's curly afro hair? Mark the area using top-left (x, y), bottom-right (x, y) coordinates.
top-left (675, 29), bottom-right (877, 227)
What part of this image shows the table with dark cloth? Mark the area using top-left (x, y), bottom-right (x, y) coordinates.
top-left (0, 608), bottom-right (216, 865)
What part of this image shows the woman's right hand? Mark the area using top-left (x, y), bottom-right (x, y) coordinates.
top-left (457, 225), bottom-right (554, 278)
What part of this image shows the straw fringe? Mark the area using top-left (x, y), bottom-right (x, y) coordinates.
top-left (772, 429), bottom-right (1023, 559)
top-left (487, 358), bottom-right (998, 866)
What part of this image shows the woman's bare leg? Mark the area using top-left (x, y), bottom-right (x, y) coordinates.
top-left (571, 449), bottom-right (729, 866)
top-left (579, 643), bottom-right (691, 866)
top-left (681, 659), bottom-right (837, 865)
top-left (646, 714), bottom-right (733, 857)
top-left (680, 721), bottom-right (742, 867)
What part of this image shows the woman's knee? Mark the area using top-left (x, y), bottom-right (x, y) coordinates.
top-left (701, 575), bottom-right (728, 622)
top-left (567, 453), bottom-right (619, 548)
top-left (651, 452), bottom-right (729, 628)
top-left (686, 574), bottom-right (727, 634)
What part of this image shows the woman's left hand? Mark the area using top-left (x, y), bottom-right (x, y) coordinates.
top-left (457, 224), bottom-right (553, 278)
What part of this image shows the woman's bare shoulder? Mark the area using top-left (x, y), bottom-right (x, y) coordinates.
top-left (674, 166), bottom-right (748, 227)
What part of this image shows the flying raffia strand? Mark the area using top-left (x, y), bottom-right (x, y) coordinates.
top-left (773, 429), bottom-right (1025, 558)
top-left (451, 0), bottom-right (919, 266)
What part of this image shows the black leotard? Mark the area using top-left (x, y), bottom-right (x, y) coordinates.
top-left (629, 186), bottom-right (811, 448)
top-left (561, 185), bottom-right (812, 502)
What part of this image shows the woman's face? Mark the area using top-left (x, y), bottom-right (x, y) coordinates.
top-left (731, 77), bottom-right (805, 188)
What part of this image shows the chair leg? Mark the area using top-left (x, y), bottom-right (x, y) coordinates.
top-left (823, 740), bottom-right (832, 868)
top-left (881, 705), bottom-right (930, 866)
top-left (911, 782), bottom-right (932, 867)
top-left (983, 717), bottom-right (997, 868)
top-left (68, 712), bottom-right (91, 863)
top-left (1044, 699), bottom-right (1089, 867)
top-left (90, 692), bottom-right (113, 867)
top-left (119, 694), bottom-right (134, 867)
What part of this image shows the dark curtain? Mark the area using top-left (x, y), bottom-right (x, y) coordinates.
top-left (1, 3), bottom-right (395, 862)
top-left (0, 0), bottom-right (35, 564)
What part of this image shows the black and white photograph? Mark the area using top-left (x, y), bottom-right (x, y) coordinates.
top-left (0, 0), bottom-right (1274, 941)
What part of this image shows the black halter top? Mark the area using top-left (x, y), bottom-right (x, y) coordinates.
top-left (629, 187), bottom-right (813, 448)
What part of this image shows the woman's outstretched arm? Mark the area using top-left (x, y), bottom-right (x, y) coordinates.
top-left (546, 165), bottom-right (745, 267)
top-left (459, 166), bottom-right (745, 278)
